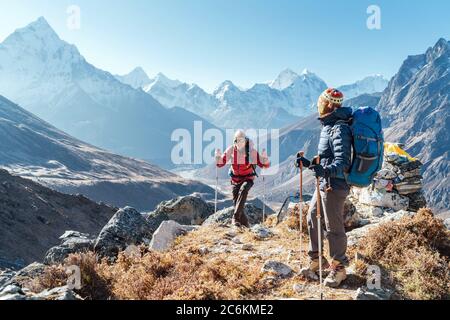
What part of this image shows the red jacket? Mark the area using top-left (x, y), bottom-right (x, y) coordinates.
top-left (217, 142), bottom-right (270, 184)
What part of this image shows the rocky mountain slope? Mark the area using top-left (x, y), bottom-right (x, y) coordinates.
top-left (0, 17), bottom-right (217, 167)
top-left (0, 169), bottom-right (116, 269)
top-left (0, 95), bottom-right (213, 211)
top-left (377, 38), bottom-right (450, 214)
top-left (226, 39), bottom-right (449, 214)
top-left (1, 193), bottom-right (447, 300)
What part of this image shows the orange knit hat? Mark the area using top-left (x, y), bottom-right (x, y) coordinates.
top-left (318, 88), bottom-right (344, 117)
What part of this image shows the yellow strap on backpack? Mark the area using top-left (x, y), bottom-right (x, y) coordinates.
top-left (384, 142), bottom-right (417, 162)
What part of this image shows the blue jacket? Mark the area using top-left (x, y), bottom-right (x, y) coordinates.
top-left (317, 107), bottom-right (353, 191)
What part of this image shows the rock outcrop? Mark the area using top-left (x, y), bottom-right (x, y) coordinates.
top-left (44, 231), bottom-right (94, 265)
top-left (203, 204), bottom-right (267, 226)
top-left (2, 188), bottom-right (446, 301)
top-left (0, 284), bottom-right (82, 300)
top-left (149, 221), bottom-right (197, 252)
top-left (261, 261), bottom-right (293, 278)
top-left (94, 207), bottom-right (154, 258)
top-left (146, 195), bottom-right (215, 230)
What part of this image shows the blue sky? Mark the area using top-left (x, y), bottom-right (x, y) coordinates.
top-left (1, 0), bottom-right (449, 92)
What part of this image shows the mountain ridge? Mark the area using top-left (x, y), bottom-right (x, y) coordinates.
top-left (0, 95), bottom-right (214, 211)
top-left (0, 17), bottom-right (217, 167)
top-left (117, 67), bottom-right (386, 130)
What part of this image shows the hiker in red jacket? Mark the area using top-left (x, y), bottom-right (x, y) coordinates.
top-left (216, 130), bottom-right (270, 227)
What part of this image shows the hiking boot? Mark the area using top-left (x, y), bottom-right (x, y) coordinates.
top-left (324, 260), bottom-right (347, 288)
top-left (300, 258), bottom-right (330, 279)
top-left (231, 218), bottom-right (243, 228)
top-left (232, 216), bottom-right (250, 228)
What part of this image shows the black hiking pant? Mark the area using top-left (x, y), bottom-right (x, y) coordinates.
top-left (232, 180), bottom-right (254, 227)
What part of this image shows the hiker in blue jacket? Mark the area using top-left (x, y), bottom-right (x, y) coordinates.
top-left (295, 88), bottom-right (352, 288)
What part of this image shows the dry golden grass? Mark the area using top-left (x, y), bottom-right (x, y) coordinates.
top-left (29, 252), bottom-right (113, 299)
top-left (30, 207), bottom-right (449, 300)
top-left (356, 208), bottom-right (450, 300)
top-left (27, 265), bottom-right (67, 293)
top-left (29, 218), bottom-right (358, 300)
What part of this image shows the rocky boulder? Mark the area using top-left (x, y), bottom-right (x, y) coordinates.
top-left (251, 225), bottom-right (273, 240)
top-left (94, 207), bottom-right (154, 258)
top-left (149, 221), bottom-right (197, 252)
top-left (44, 231), bottom-right (94, 265)
top-left (343, 198), bottom-right (361, 229)
top-left (0, 269), bottom-right (15, 292)
top-left (353, 287), bottom-right (393, 300)
top-left (444, 218), bottom-right (450, 231)
top-left (0, 262), bottom-right (46, 293)
top-left (145, 195), bottom-right (215, 230)
top-left (31, 286), bottom-right (83, 300)
top-left (0, 284), bottom-right (27, 300)
top-left (261, 261), bottom-right (293, 278)
top-left (203, 204), bottom-right (266, 226)
top-left (8, 262), bottom-right (45, 285)
top-left (0, 284), bottom-right (82, 300)
top-left (347, 209), bottom-right (416, 246)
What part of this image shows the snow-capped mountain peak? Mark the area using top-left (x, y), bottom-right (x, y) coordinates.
top-left (115, 67), bottom-right (151, 89)
top-left (299, 69), bottom-right (321, 81)
top-left (142, 72), bottom-right (183, 92)
top-left (154, 72), bottom-right (182, 87)
top-left (301, 68), bottom-right (312, 75)
top-left (337, 75), bottom-right (389, 99)
top-left (270, 68), bottom-right (300, 90)
top-left (213, 80), bottom-right (238, 96)
top-left (2, 17), bottom-right (64, 53)
top-left (20, 16), bottom-right (58, 39)
top-left (0, 16), bottom-right (85, 100)
top-left (0, 17), bottom-right (220, 168)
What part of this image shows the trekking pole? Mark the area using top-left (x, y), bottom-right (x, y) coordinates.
top-left (297, 151), bottom-right (304, 268)
top-left (315, 155), bottom-right (324, 300)
top-left (214, 149), bottom-right (220, 214)
top-left (215, 165), bottom-right (218, 214)
top-left (262, 149), bottom-right (267, 224)
top-left (262, 174), bottom-right (266, 224)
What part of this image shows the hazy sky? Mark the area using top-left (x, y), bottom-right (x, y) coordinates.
top-left (0, 0), bottom-right (449, 92)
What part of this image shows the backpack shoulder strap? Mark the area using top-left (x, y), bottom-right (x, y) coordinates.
top-left (332, 119), bottom-right (351, 131)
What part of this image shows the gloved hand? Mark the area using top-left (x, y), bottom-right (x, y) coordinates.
top-left (215, 149), bottom-right (222, 164)
top-left (295, 153), bottom-right (311, 168)
top-left (309, 164), bottom-right (330, 178)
